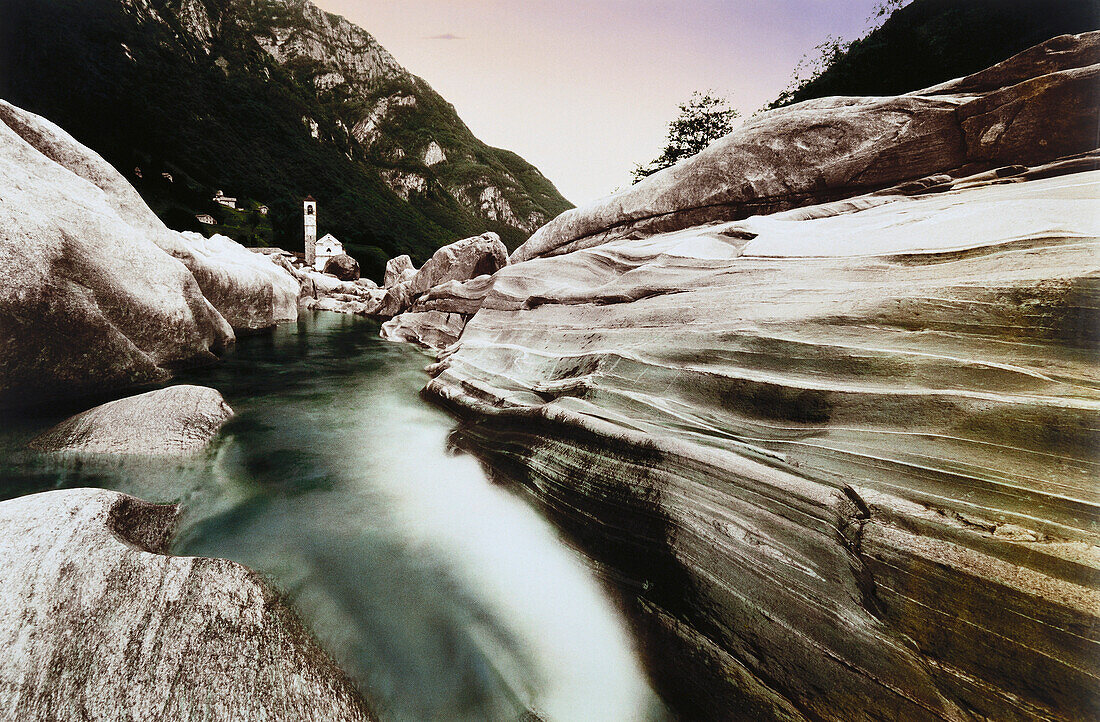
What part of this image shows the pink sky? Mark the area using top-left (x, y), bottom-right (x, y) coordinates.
top-left (315, 0), bottom-right (885, 204)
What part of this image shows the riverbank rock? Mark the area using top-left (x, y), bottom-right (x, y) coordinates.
top-left (512, 32), bottom-right (1100, 264)
top-left (408, 232), bottom-right (508, 297)
top-left (420, 35), bottom-right (1100, 722)
top-left (375, 233), bottom-right (508, 338)
top-left (0, 488), bottom-right (375, 721)
top-left (28, 385), bottom-right (233, 456)
top-left (435, 167), bottom-right (1100, 722)
top-left (178, 232), bottom-right (299, 329)
top-left (384, 254), bottom-right (416, 287)
top-left (324, 253), bottom-right (361, 281)
top-left (0, 100), bottom-right (299, 334)
top-left (380, 310), bottom-right (466, 348)
top-left (0, 100), bottom-right (233, 406)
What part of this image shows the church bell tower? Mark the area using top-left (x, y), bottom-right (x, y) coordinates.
top-left (303, 195), bottom-right (318, 265)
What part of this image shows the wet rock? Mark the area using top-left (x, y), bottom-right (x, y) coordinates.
top-left (384, 254), bottom-right (416, 288)
top-left (323, 253), bottom-right (361, 281)
top-left (0, 100), bottom-right (233, 405)
top-left (28, 385), bottom-right (233, 456)
top-left (0, 488), bottom-right (375, 721)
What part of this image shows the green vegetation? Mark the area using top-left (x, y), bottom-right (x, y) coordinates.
top-left (0, 0), bottom-right (572, 280)
top-left (632, 91), bottom-right (738, 182)
top-left (768, 0), bottom-right (1100, 109)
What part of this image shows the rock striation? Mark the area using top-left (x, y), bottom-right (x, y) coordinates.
top-left (0, 488), bottom-right (375, 721)
top-left (413, 35), bottom-right (1100, 722)
top-left (0, 100), bottom-right (299, 405)
top-left (28, 385), bottom-right (233, 456)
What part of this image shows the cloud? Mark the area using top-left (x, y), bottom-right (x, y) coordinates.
top-left (425, 33), bottom-right (463, 40)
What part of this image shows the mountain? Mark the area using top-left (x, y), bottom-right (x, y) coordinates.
top-left (0, 0), bottom-right (573, 279)
top-left (770, 0), bottom-right (1100, 108)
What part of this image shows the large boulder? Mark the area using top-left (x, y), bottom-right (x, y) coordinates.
top-left (28, 385), bottom-right (233, 456)
top-left (0, 101), bottom-right (233, 405)
top-left (384, 254), bottom-right (416, 288)
top-left (376, 233), bottom-right (508, 319)
top-left (0, 100), bottom-right (299, 332)
top-left (323, 253), bottom-right (360, 281)
top-left (407, 232), bottom-right (508, 297)
top-left (512, 32), bottom-right (1100, 263)
top-left (0, 488), bottom-right (375, 720)
top-left (179, 232), bottom-right (299, 329)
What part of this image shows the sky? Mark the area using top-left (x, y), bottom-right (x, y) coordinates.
top-left (314, 0), bottom-right (887, 205)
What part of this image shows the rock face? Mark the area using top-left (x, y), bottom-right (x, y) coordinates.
top-left (384, 254), bottom-right (416, 288)
top-left (0, 99), bottom-right (300, 405)
top-left (512, 33), bottom-right (1100, 263)
top-left (0, 488), bottom-right (374, 720)
top-left (416, 36), bottom-right (1100, 722)
top-left (323, 253), bottom-right (361, 281)
top-left (0, 100), bottom-right (233, 405)
top-left (178, 232), bottom-right (300, 329)
top-left (377, 232), bottom-right (508, 326)
top-left (28, 386), bottom-right (233, 456)
top-left (380, 311), bottom-right (467, 349)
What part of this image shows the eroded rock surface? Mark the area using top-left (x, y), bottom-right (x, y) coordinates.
top-left (432, 168), bottom-right (1100, 721)
top-left (0, 488), bottom-right (375, 721)
top-left (178, 232), bottom-right (300, 329)
top-left (28, 385), bottom-right (233, 456)
top-left (380, 310), bottom-right (466, 349)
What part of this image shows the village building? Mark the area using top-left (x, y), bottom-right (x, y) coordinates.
top-left (195, 213), bottom-right (216, 225)
top-left (161, 172), bottom-right (173, 182)
top-left (257, 204), bottom-right (269, 215)
top-left (314, 233), bottom-right (344, 271)
top-left (212, 190), bottom-right (237, 208)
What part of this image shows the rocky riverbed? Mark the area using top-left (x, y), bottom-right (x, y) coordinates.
top-left (0, 28), bottom-right (1096, 722)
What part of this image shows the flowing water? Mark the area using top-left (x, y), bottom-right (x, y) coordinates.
top-left (0, 311), bottom-right (665, 721)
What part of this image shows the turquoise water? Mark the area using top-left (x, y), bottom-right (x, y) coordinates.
top-left (0, 311), bottom-right (663, 721)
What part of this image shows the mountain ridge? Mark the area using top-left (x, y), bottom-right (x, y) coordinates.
top-left (0, 0), bottom-right (573, 278)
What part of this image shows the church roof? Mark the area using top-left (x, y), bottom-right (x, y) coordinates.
top-left (304, 194), bottom-right (316, 202)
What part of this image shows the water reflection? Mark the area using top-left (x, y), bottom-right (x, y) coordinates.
top-left (0, 311), bottom-right (664, 721)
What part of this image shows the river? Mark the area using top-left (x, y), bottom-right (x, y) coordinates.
top-left (0, 311), bottom-right (665, 721)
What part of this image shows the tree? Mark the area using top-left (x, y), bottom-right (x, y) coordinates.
top-left (633, 91), bottom-right (738, 182)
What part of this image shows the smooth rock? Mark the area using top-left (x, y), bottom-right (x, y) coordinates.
top-left (28, 385), bottom-right (233, 456)
top-left (323, 253), bottom-right (361, 281)
top-left (0, 100), bottom-right (297, 333)
top-left (384, 254), bottom-right (416, 288)
top-left (380, 310), bottom-right (467, 349)
top-left (179, 232), bottom-right (300, 329)
top-left (511, 32), bottom-right (1100, 263)
top-left (430, 170), bottom-right (1100, 721)
top-left (0, 488), bottom-right (375, 721)
top-left (0, 100), bottom-right (233, 405)
top-left (407, 232), bottom-right (508, 298)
